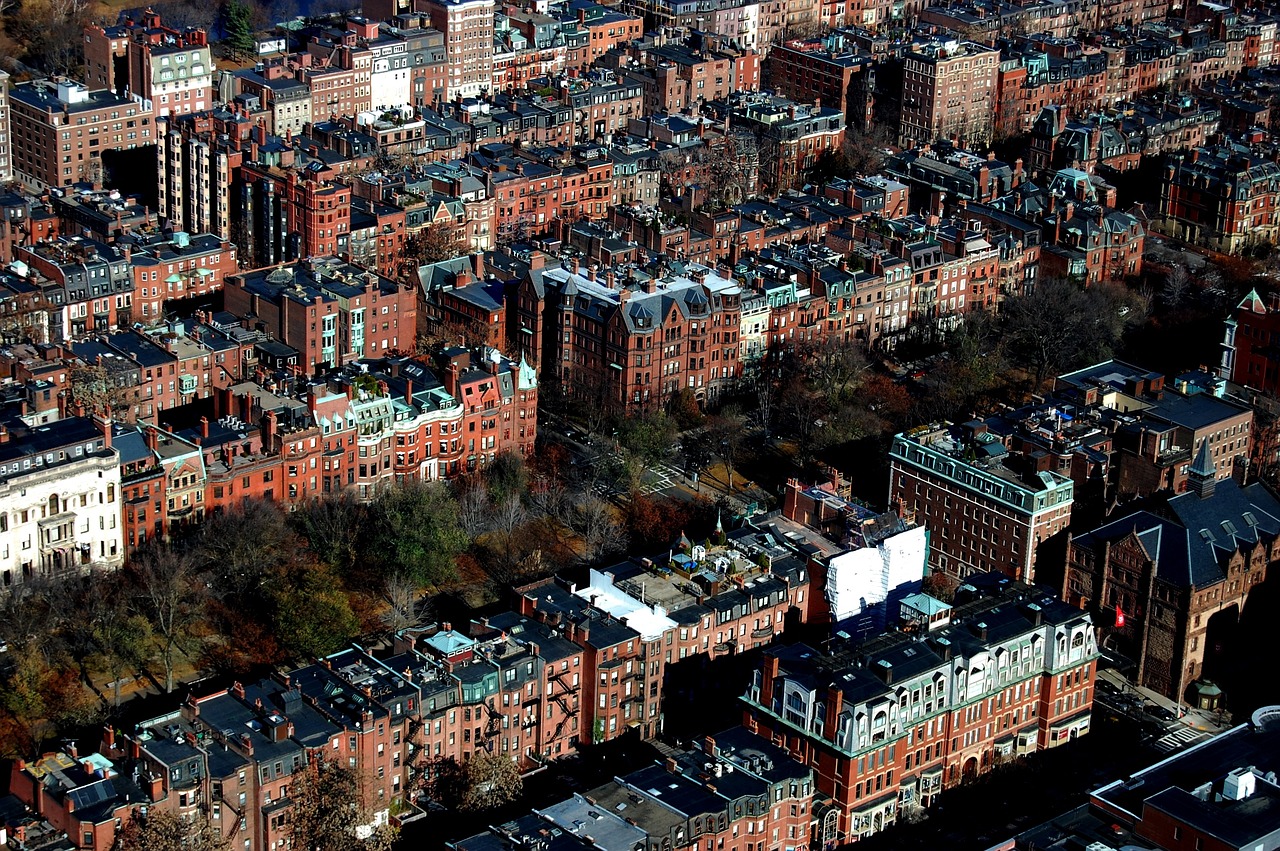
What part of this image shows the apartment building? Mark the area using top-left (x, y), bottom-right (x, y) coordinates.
top-left (423, 0), bottom-right (495, 101)
top-left (1156, 143), bottom-right (1280, 255)
top-left (83, 11), bottom-right (213, 118)
top-left (0, 416), bottom-right (123, 589)
top-left (742, 576), bottom-right (1099, 845)
top-left (889, 422), bottom-right (1075, 582)
top-left (0, 71), bottom-right (11, 183)
top-left (156, 111), bottom-right (246, 241)
top-left (899, 38), bottom-right (998, 149)
top-left (9, 80), bottom-right (152, 190)
top-left (507, 254), bottom-right (743, 412)
top-left (223, 258), bottom-right (415, 374)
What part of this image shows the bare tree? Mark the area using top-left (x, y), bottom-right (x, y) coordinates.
top-left (568, 495), bottom-right (627, 565)
top-left (380, 574), bottom-right (427, 634)
top-left (130, 547), bottom-right (209, 693)
top-left (291, 493), bottom-right (363, 576)
top-left (457, 483), bottom-right (491, 537)
top-left (69, 362), bottom-right (134, 419)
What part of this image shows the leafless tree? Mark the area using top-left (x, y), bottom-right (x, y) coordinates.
top-left (130, 547), bottom-right (209, 693)
top-left (380, 574), bottom-right (427, 634)
top-left (457, 483), bottom-right (491, 537)
top-left (568, 495), bottom-right (627, 565)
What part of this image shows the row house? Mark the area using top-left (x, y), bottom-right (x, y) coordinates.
top-left (742, 578), bottom-right (1099, 845)
top-left (508, 254), bottom-right (742, 411)
top-left (618, 41), bottom-right (762, 115)
top-left (69, 321), bottom-right (243, 422)
top-left (115, 420), bottom-right (206, 550)
top-left (1040, 200), bottom-right (1145, 285)
top-left (14, 236), bottom-right (133, 338)
top-left (223, 257), bottom-right (416, 375)
top-left (388, 614), bottom-right (585, 770)
top-left (570, 730), bottom-right (816, 851)
top-left (718, 93), bottom-right (845, 192)
top-left (516, 551), bottom-right (805, 743)
top-left (49, 188), bottom-right (157, 243)
top-left (233, 145), bottom-right (354, 268)
top-left (125, 231), bottom-right (237, 322)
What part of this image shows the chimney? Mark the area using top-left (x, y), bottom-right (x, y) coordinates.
top-left (405, 379), bottom-right (414, 404)
top-left (760, 653), bottom-right (779, 708)
top-left (200, 416), bottom-right (210, 440)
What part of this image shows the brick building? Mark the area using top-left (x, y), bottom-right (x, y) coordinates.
top-left (741, 576), bottom-right (1099, 845)
top-left (8, 81), bottom-right (152, 190)
top-left (223, 258), bottom-right (416, 374)
top-left (1156, 143), bottom-right (1280, 255)
top-left (423, 0), bottom-right (495, 101)
top-left (507, 255), bottom-right (742, 412)
top-left (898, 38), bottom-right (998, 149)
top-left (889, 421), bottom-right (1075, 583)
top-left (84, 10), bottom-right (214, 117)
top-left (1064, 443), bottom-right (1275, 700)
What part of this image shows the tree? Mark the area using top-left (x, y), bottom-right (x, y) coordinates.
top-left (195, 500), bottom-right (295, 598)
top-left (363, 480), bottom-right (467, 588)
top-left (69, 362), bottom-right (133, 419)
top-left (271, 564), bottom-right (360, 659)
top-left (405, 224), bottom-right (469, 268)
top-left (380, 574), bottom-right (427, 634)
top-left (90, 605), bottom-right (155, 708)
top-left (426, 751), bottom-right (523, 812)
top-left (223, 0), bottom-right (256, 58)
top-left (290, 757), bottom-right (399, 851)
top-left (292, 492), bottom-right (364, 576)
top-left (1001, 277), bottom-right (1146, 389)
top-left (921, 572), bottom-right (959, 603)
top-left (113, 809), bottom-right (228, 851)
top-left (567, 495), bottom-right (627, 565)
top-left (130, 546), bottom-right (209, 694)
top-left (707, 405), bottom-right (747, 492)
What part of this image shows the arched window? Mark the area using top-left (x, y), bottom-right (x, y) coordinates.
top-left (48, 494), bottom-right (59, 515)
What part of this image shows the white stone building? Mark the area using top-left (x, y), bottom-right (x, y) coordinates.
top-left (0, 417), bottom-right (123, 590)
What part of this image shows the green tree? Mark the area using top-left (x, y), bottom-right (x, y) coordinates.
top-left (363, 481), bottom-right (467, 588)
top-left (271, 565), bottom-right (360, 659)
top-left (224, 0), bottom-right (256, 57)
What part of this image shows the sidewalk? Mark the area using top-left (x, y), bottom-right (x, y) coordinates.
top-left (1095, 668), bottom-right (1228, 733)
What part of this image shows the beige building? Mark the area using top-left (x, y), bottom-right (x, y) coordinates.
top-left (0, 70), bottom-right (10, 183)
top-left (423, 0), bottom-right (495, 100)
top-left (900, 38), bottom-right (998, 148)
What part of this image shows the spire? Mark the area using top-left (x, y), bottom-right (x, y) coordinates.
top-left (1188, 439), bottom-right (1216, 499)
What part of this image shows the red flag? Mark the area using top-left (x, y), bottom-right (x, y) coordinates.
top-left (1115, 604), bottom-right (1126, 628)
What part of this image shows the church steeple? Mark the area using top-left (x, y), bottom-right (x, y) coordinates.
top-left (1188, 439), bottom-right (1217, 499)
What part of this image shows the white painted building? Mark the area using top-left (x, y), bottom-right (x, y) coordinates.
top-left (0, 417), bottom-right (123, 590)
top-left (825, 520), bottom-right (927, 633)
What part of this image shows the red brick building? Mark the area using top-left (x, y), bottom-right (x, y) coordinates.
top-left (742, 579), bottom-right (1098, 845)
top-left (223, 258), bottom-right (416, 375)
